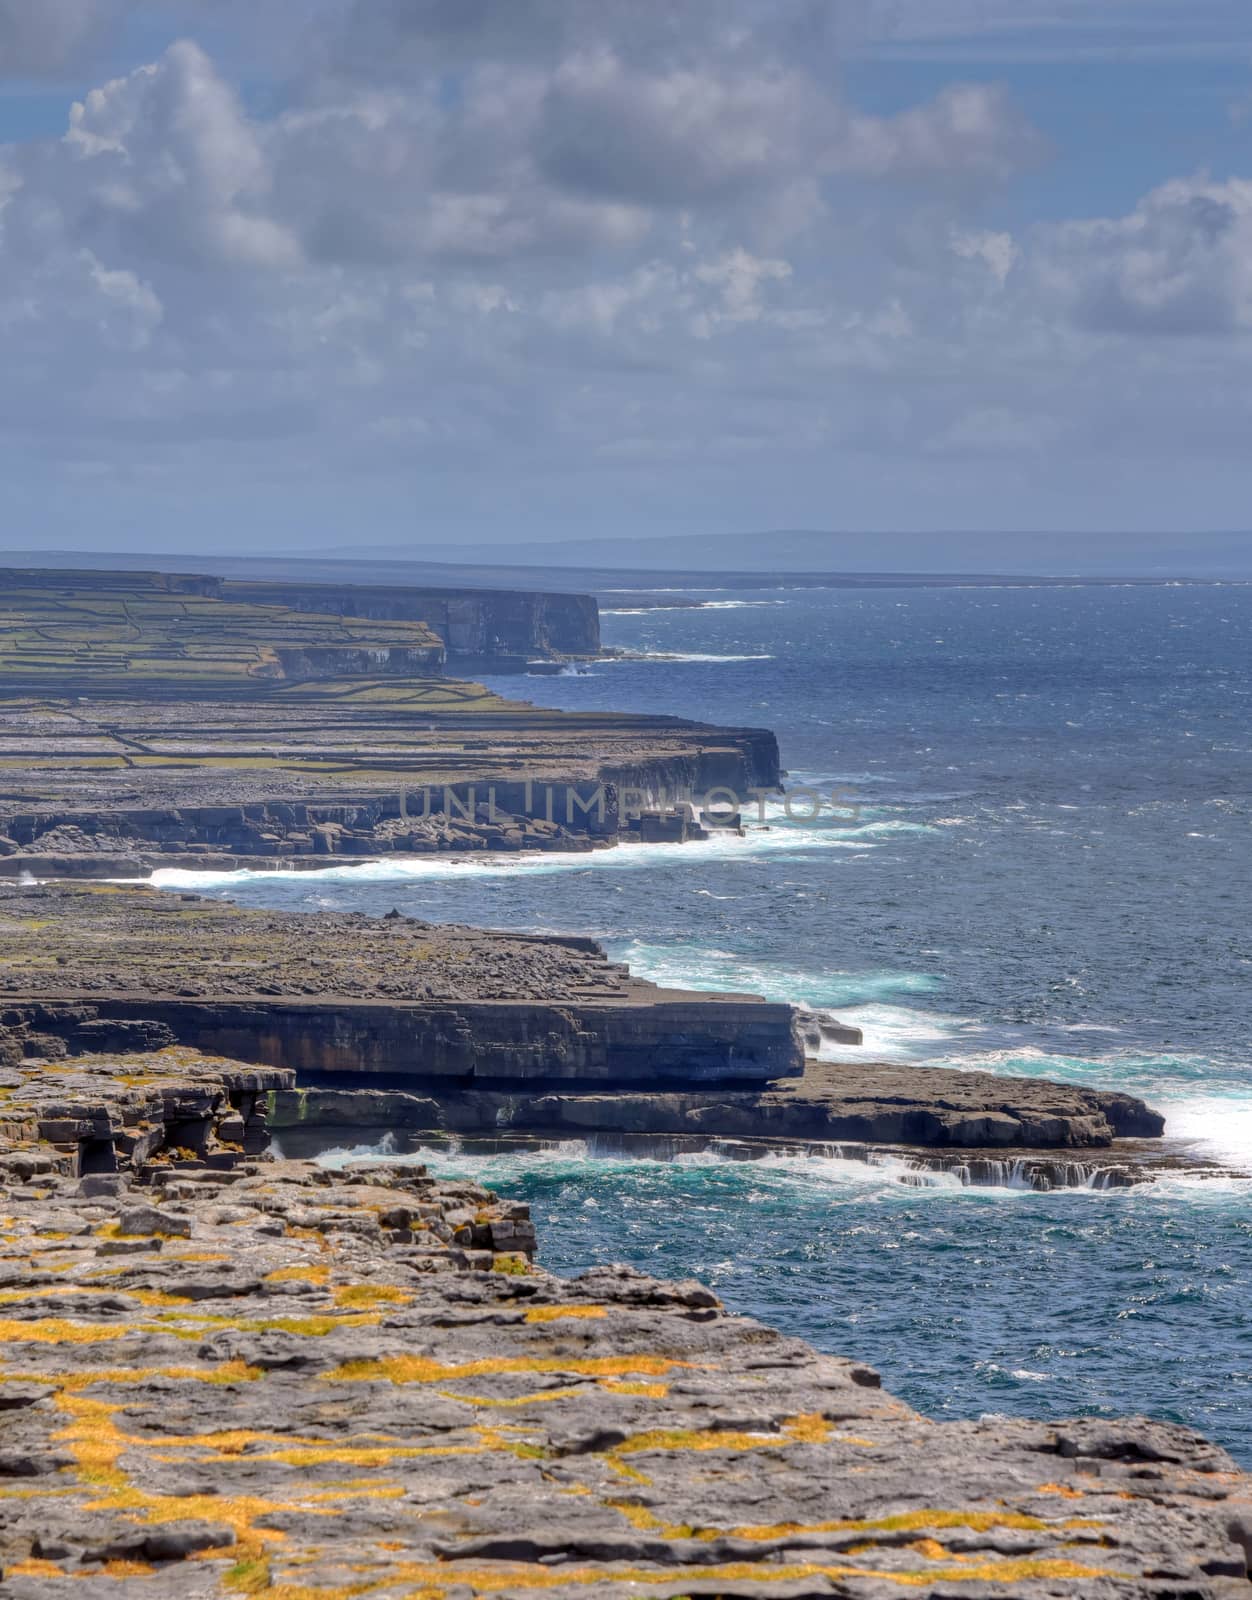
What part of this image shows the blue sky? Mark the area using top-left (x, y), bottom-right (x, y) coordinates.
top-left (3, 1), bottom-right (1252, 566)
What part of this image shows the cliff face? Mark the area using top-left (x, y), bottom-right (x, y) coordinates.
top-left (0, 689), bottom-right (781, 871)
top-left (226, 579), bottom-right (601, 661)
top-left (0, 886), bottom-right (805, 1089)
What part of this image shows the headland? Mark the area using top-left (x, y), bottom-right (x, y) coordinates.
top-left (3, 560), bottom-right (1246, 1596)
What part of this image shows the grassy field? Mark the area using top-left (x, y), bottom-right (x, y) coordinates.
top-left (0, 581), bottom-right (445, 693)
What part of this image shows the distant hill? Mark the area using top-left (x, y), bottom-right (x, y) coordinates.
top-left (324, 528), bottom-right (1252, 579)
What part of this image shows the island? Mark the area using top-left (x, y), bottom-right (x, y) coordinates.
top-left (2, 561), bottom-right (1247, 1594)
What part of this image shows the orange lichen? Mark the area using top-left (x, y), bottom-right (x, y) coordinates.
top-left (331, 1283), bottom-right (412, 1309)
top-left (325, 1353), bottom-right (697, 1385)
top-left (523, 1305), bottom-right (606, 1323)
top-left (0, 1316), bottom-right (138, 1345)
top-left (693, 1508), bottom-right (1100, 1543)
top-left (437, 1386), bottom-right (585, 1409)
top-left (130, 1556), bottom-right (1123, 1595)
top-left (264, 1264), bottom-right (330, 1285)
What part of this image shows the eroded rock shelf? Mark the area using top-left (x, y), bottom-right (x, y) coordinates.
top-left (0, 1049), bottom-right (1249, 1597)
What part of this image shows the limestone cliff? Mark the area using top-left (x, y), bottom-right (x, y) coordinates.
top-left (225, 578), bottom-right (601, 664)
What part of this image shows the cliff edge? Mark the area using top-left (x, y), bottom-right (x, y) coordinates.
top-left (0, 1048), bottom-right (1247, 1597)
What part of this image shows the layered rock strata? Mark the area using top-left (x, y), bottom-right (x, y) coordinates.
top-left (269, 1050), bottom-right (1164, 1157)
top-left (0, 1056), bottom-right (1248, 1596)
top-left (0, 691), bottom-right (780, 872)
top-left (1, 886), bottom-right (1166, 1150)
top-left (0, 885), bottom-right (804, 1088)
top-left (0, 573), bottom-right (446, 693)
top-left (0, 1044), bottom-right (290, 1183)
top-left (224, 578), bottom-right (601, 665)
top-left (0, 565), bottom-right (600, 667)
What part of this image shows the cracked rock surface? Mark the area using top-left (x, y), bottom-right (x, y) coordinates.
top-left (0, 1065), bottom-right (1248, 1597)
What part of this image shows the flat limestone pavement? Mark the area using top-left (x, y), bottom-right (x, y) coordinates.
top-left (0, 1068), bottom-right (1248, 1595)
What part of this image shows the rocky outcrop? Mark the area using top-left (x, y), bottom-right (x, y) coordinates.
top-left (226, 578), bottom-right (601, 664)
top-left (0, 1045), bottom-right (290, 1183)
top-left (268, 1050), bottom-right (1165, 1157)
top-left (1, 888), bottom-right (1169, 1143)
top-left (0, 692), bottom-right (780, 872)
top-left (0, 886), bottom-right (804, 1088)
top-left (0, 1085), bottom-right (1247, 1595)
top-left (0, 569), bottom-right (447, 695)
top-left (0, 562), bottom-right (781, 873)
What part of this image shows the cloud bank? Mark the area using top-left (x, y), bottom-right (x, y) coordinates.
top-left (1, 0), bottom-right (1251, 548)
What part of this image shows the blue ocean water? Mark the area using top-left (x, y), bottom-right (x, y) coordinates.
top-left (155, 585), bottom-right (1252, 1462)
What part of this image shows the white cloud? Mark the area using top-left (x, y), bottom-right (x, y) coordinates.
top-left (1036, 174), bottom-right (1252, 334)
top-left (692, 247), bottom-right (792, 335)
top-left (2, 4), bottom-right (1251, 543)
top-left (841, 84), bottom-right (1048, 182)
top-left (951, 227), bottom-right (1018, 285)
top-left (56, 41), bottom-right (301, 271)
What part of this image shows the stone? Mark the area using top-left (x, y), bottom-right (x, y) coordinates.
top-left (0, 1134), bottom-right (1246, 1597)
top-left (116, 1204), bottom-right (193, 1238)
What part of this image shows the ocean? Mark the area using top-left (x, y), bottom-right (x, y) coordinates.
top-left (152, 583), bottom-right (1252, 1463)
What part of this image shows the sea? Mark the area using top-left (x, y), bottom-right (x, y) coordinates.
top-left (152, 583), bottom-right (1252, 1464)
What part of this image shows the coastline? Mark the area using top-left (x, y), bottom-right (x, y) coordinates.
top-left (1, 882), bottom-right (1170, 1164)
top-left (1, 1051), bottom-right (1249, 1593)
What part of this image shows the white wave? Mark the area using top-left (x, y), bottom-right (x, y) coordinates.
top-left (1158, 1096), bottom-right (1252, 1169)
top-left (819, 1003), bottom-right (975, 1061)
top-left (147, 812), bottom-right (904, 890)
top-left (311, 1136), bottom-right (1134, 1201)
top-left (616, 943), bottom-right (944, 1014)
top-left (608, 651), bottom-right (775, 663)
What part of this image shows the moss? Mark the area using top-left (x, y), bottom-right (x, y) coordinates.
top-left (224, 1558), bottom-right (273, 1593)
top-left (331, 1283), bottom-right (412, 1309)
top-left (491, 1252), bottom-right (529, 1276)
top-left (264, 1264), bottom-right (330, 1286)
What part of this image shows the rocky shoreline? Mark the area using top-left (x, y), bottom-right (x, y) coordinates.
top-left (1, 1048), bottom-right (1250, 1596)
top-left (0, 563), bottom-right (780, 875)
top-left (1, 884), bottom-right (1168, 1154)
top-left (6, 561), bottom-right (1246, 1595)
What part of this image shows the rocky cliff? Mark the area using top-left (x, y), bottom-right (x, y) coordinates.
top-left (0, 885), bottom-right (804, 1088)
top-left (0, 1049), bottom-right (1247, 1596)
top-left (0, 689), bottom-right (781, 872)
top-left (226, 578), bottom-right (601, 664)
top-left (0, 887), bottom-right (1168, 1150)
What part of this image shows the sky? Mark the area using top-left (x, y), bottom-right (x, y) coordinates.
top-left (3, 1), bottom-right (1252, 565)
